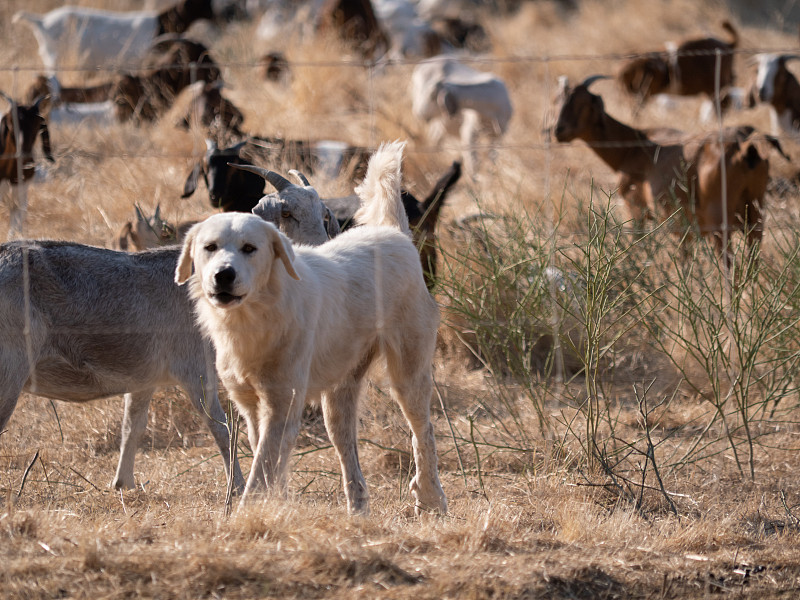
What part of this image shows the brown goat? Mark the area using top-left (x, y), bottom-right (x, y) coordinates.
top-left (554, 75), bottom-right (788, 264)
top-left (618, 21), bottom-right (739, 106)
top-left (0, 92), bottom-right (54, 237)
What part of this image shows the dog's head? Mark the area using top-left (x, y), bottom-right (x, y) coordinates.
top-left (175, 212), bottom-right (300, 309)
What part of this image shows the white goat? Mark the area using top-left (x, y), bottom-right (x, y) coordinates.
top-left (13, 0), bottom-right (214, 73)
top-left (411, 56), bottom-right (512, 176)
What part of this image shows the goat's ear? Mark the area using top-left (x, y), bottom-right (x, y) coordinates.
top-left (324, 206), bottom-right (340, 239)
top-left (437, 85), bottom-right (459, 117)
top-left (265, 223), bottom-right (300, 281)
top-left (117, 222), bottom-right (133, 251)
top-left (182, 162), bottom-right (204, 198)
top-left (175, 227), bottom-right (197, 284)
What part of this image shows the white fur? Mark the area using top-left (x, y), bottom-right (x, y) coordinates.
top-left (175, 141), bottom-right (447, 515)
top-left (411, 57), bottom-right (512, 175)
top-left (13, 7), bottom-right (160, 73)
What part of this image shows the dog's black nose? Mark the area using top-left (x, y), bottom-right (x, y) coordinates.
top-left (214, 267), bottom-right (236, 288)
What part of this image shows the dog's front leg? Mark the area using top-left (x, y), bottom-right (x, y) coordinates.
top-left (243, 383), bottom-right (305, 500)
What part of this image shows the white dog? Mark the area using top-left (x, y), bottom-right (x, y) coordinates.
top-left (175, 141), bottom-right (447, 515)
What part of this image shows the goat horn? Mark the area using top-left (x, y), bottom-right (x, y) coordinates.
top-left (32, 94), bottom-right (49, 111)
top-left (149, 33), bottom-right (184, 48)
top-left (0, 90), bottom-right (15, 107)
top-left (230, 140), bottom-right (247, 154)
top-left (288, 169), bottom-right (310, 186)
top-left (154, 204), bottom-right (162, 221)
top-left (578, 74), bottom-right (610, 89)
top-left (135, 204), bottom-right (146, 222)
top-left (780, 54), bottom-right (800, 62)
top-left (227, 163), bottom-right (293, 191)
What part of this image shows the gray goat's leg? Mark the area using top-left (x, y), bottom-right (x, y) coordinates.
top-left (113, 389), bottom-right (154, 489)
top-left (184, 377), bottom-right (246, 494)
top-left (322, 379), bottom-right (369, 514)
top-left (0, 355), bottom-right (28, 436)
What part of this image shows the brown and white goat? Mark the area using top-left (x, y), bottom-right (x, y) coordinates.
top-left (554, 75), bottom-right (788, 264)
top-left (750, 54), bottom-right (800, 137)
top-left (0, 93), bottom-right (54, 238)
top-left (618, 21), bottom-right (739, 107)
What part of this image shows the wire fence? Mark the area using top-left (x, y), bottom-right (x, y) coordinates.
top-left (1, 38), bottom-right (799, 388)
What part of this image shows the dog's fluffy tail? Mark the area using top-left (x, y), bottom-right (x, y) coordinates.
top-left (354, 140), bottom-right (410, 235)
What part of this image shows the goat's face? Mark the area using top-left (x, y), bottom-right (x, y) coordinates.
top-left (206, 152), bottom-right (264, 210)
top-left (175, 213), bottom-right (299, 309)
top-left (754, 55), bottom-right (779, 103)
top-left (554, 84), bottom-right (604, 143)
top-left (251, 184), bottom-right (334, 246)
top-left (15, 105), bottom-right (47, 157)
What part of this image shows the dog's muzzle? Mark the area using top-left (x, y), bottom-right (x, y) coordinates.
top-left (211, 266), bottom-right (243, 306)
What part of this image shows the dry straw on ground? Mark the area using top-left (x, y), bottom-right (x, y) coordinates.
top-left (4, 0), bottom-right (800, 598)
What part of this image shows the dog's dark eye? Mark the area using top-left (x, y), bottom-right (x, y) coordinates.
top-left (204, 243), bottom-right (217, 252)
top-left (281, 209), bottom-right (291, 219)
top-left (241, 243), bottom-right (256, 254)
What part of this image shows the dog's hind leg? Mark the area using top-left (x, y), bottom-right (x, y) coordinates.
top-left (113, 389), bottom-right (155, 489)
top-left (385, 344), bottom-right (447, 515)
top-left (323, 375), bottom-right (370, 514)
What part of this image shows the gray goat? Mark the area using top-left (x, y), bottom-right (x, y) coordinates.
top-left (0, 241), bottom-right (244, 492)
top-left (0, 168), bottom-right (338, 493)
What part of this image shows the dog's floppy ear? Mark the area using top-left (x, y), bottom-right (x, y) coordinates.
top-left (175, 226), bottom-right (198, 284)
top-left (264, 222), bottom-right (300, 281)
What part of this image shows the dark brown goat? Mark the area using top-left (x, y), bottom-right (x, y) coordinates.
top-left (316, 0), bottom-right (389, 59)
top-left (0, 93), bottom-right (54, 236)
top-left (619, 21), bottom-right (739, 105)
top-left (157, 0), bottom-right (215, 35)
top-left (179, 82), bottom-right (245, 139)
top-left (25, 75), bottom-right (115, 110)
top-left (113, 39), bottom-right (221, 124)
top-left (403, 161), bottom-right (462, 290)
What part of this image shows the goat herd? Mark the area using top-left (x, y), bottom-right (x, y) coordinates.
top-left (1, 0), bottom-right (800, 514)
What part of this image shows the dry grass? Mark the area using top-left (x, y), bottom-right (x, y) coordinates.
top-left (4, 0), bottom-right (800, 598)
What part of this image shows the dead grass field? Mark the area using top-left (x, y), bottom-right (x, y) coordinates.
top-left (4, 0), bottom-right (800, 598)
